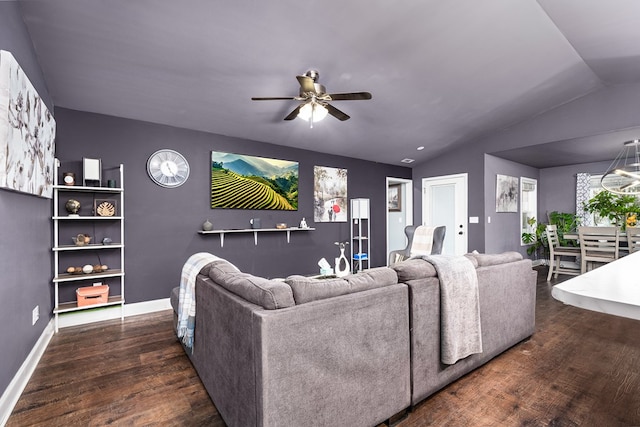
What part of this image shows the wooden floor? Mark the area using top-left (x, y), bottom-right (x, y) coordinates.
top-left (8, 267), bottom-right (640, 426)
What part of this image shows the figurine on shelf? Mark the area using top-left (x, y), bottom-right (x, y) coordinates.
top-left (299, 217), bottom-right (308, 228)
top-left (334, 241), bottom-right (350, 277)
top-left (72, 233), bottom-right (91, 246)
top-left (65, 199), bottom-right (81, 216)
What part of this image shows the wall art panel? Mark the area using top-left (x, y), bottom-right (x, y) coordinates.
top-left (210, 150), bottom-right (298, 210)
top-left (0, 50), bottom-right (56, 198)
top-left (314, 165), bottom-right (347, 222)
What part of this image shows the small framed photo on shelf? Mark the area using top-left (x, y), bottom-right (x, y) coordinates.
top-left (94, 199), bottom-right (117, 217)
top-left (388, 184), bottom-right (401, 212)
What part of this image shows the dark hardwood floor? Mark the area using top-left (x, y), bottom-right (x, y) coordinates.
top-left (8, 267), bottom-right (640, 426)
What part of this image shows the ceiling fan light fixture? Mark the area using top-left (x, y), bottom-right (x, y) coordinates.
top-left (297, 102), bottom-right (328, 123)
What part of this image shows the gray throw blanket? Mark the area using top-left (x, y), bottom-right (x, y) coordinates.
top-left (421, 255), bottom-right (483, 364)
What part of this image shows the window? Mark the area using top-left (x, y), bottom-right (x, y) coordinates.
top-left (520, 177), bottom-right (537, 245)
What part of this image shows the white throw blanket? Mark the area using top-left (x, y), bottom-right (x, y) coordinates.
top-left (177, 252), bottom-right (235, 350)
top-left (422, 254), bottom-right (483, 364)
top-left (410, 226), bottom-right (435, 257)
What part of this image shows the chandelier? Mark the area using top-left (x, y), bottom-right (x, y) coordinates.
top-left (601, 139), bottom-right (640, 195)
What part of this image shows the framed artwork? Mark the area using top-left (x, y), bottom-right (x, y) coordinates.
top-left (496, 174), bottom-right (518, 213)
top-left (388, 184), bottom-right (401, 212)
top-left (314, 166), bottom-right (347, 222)
top-left (0, 50), bottom-right (56, 198)
top-left (210, 151), bottom-right (298, 210)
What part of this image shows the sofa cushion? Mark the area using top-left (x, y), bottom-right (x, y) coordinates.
top-left (285, 276), bottom-right (351, 304)
top-left (286, 267), bottom-right (398, 304)
top-left (208, 262), bottom-right (295, 309)
top-left (467, 251), bottom-right (523, 267)
top-left (391, 258), bottom-right (437, 282)
top-left (345, 266), bottom-right (398, 289)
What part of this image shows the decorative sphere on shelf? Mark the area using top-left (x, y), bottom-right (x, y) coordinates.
top-left (82, 264), bottom-right (93, 274)
top-left (65, 199), bottom-right (81, 216)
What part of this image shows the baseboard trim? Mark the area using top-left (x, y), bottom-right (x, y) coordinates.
top-left (532, 258), bottom-right (549, 267)
top-left (57, 298), bottom-right (171, 329)
top-left (0, 319), bottom-right (54, 426)
top-left (0, 298), bottom-right (171, 425)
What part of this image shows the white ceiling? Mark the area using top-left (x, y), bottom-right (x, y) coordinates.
top-left (16, 0), bottom-right (640, 167)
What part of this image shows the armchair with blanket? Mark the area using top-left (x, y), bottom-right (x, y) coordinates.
top-left (389, 225), bottom-right (446, 265)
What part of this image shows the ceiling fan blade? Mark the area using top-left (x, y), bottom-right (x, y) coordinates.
top-left (325, 103), bottom-right (350, 121)
top-left (284, 105), bottom-right (303, 121)
top-left (327, 92), bottom-right (372, 101)
top-left (251, 97), bottom-right (297, 101)
top-left (296, 75), bottom-right (317, 94)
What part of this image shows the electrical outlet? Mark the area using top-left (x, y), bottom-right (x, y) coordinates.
top-left (32, 306), bottom-right (39, 325)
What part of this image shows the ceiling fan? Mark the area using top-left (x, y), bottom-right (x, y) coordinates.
top-left (251, 70), bottom-right (372, 125)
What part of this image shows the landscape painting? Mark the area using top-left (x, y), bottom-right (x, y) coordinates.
top-left (314, 166), bottom-right (347, 222)
top-left (210, 151), bottom-right (298, 210)
top-left (0, 50), bottom-right (56, 198)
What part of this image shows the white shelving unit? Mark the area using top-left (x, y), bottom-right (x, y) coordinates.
top-left (350, 198), bottom-right (370, 272)
top-left (52, 159), bottom-right (125, 332)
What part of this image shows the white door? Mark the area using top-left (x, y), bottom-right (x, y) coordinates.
top-left (386, 178), bottom-right (413, 264)
top-left (422, 173), bottom-right (468, 255)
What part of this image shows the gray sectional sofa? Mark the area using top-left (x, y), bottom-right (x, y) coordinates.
top-left (170, 252), bottom-right (537, 427)
top-left (392, 252), bottom-right (537, 405)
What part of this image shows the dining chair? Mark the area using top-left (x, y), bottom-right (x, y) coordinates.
top-left (626, 227), bottom-right (640, 254)
top-left (545, 224), bottom-right (580, 281)
top-left (578, 226), bottom-right (620, 274)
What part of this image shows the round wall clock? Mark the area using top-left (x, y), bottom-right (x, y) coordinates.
top-left (146, 149), bottom-right (190, 188)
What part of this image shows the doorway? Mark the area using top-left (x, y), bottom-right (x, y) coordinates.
top-left (386, 177), bottom-right (413, 265)
top-left (422, 173), bottom-right (468, 255)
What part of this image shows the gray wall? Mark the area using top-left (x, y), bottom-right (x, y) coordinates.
top-left (484, 154), bottom-right (539, 256)
top-left (539, 160), bottom-right (610, 218)
top-left (0, 2), bottom-right (54, 398)
top-left (411, 142), bottom-right (486, 252)
top-left (54, 108), bottom-right (411, 303)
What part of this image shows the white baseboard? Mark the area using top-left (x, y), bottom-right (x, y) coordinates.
top-left (0, 319), bottom-right (54, 426)
top-left (57, 298), bottom-right (171, 329)
top-left (532, 258), bottom-right (547, 267)
top-left (0, 298), bottom-right (171, 425)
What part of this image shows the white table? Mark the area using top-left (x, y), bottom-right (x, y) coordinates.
top-left (551, 250), bottom-right (640, 321)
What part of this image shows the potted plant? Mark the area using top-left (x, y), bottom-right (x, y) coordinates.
top-left (547, 211), bottom-right (580, 246)
top-left (521, 217), bottom-right (548, 259)
top-left (583, 191), bottom-right (640, 230)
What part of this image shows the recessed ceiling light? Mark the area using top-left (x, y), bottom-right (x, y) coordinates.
top-left (417, 146), bottom-right (424, 151)
top-left (401, 158), bottom-right (415, 164)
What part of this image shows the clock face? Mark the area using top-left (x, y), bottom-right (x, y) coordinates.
top-left (147, 149), bottom-right (190, 188)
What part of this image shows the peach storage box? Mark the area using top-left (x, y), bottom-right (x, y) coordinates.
top-left (76, 285), bottom-right (109, 307)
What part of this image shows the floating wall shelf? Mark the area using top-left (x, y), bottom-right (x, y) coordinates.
top-left (198, 227), bottom-right (315, 247)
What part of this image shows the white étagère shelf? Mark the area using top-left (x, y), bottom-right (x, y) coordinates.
top-left (51, 158), bottom-right (125, 332)
top-left (198, 227), bottom-right (315, 247)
